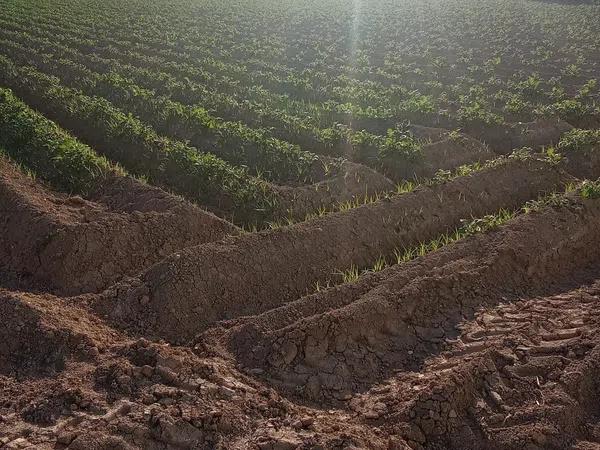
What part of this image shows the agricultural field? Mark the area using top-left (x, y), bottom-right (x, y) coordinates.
top-left (1, 0), bottom-right (600, 448)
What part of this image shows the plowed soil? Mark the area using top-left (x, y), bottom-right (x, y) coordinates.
top-left (3, 127), bottom-right (600, 450)
top-left (0, 157), bottom-right (235, 295)
top-left (467, 118), bottom-right (574, 154)
top-left (94, 157), bottom-right (572, 342)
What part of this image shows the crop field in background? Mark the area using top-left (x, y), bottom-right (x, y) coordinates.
top-left (1, 0), bottom-right (600, 448)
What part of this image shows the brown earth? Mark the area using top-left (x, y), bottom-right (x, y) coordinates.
top-left (334, 281), bottom-right (600, 450)
top-left (4, 129), bottom-right (600, 450)
top-left (93, 156), bottom-right (573, 343)
top-left (277, 159), bottom-right (395, 220)
top-left (3, 191), bottom-right (600, 449)
top-left (213, 192), bottom-right (600, 401)
top-left (346, 127), bottom-right (495, 182)
top-left (0, 157), bottom-right (236, 295)
top-left (386, 128), bottom-right (496, 181)
top-left (0, 288), bottom-right (389, 449)
top-left (287, 129), bottom-right (498, 215)
top-left (467, 118), bottom-right (574, 154)
top-left (564, 146), bottom-right (600, 180)
top-left (416, 135), bottom-right (494, 177)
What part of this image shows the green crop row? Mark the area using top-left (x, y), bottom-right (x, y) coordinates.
top-left (0, 35), bottom-right (320, 184)
top-left (558, 128), bottom-right (600, 153)
top-left (0, 55), bottom-right (279, 225)
top-left (0, 88), bottom-right (115, 195)
top-left (0, 23), bottom-right (429, 174)
top-left (1, 0), bottom-right (597, 132)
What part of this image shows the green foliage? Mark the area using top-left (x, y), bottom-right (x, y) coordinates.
top-left (448, 130), bottom-right (463, 142)
top-left (0, 56), bottom-right (279, 225)
top-left (331, 183), bottom-right (580, 286)
top-left (0, 0), bottom-right (597, 145)
top-left (580, 180), bottom-right (600, 200)
top-left (562, 64), bottom-right (581, 77)
top-left (347, 125), bottom-right (423, 170)
top-left (457, 101), bottom-right (505, 126)
top-left (459, 209), bottom-right (515, 235)
top-left (544, 147), bottom-right (565, 165)
top-left (517, 74), bottom-right (543, 96)
top-left (377, 127), bottom-right (423, 163)
top-left (522, 192), bottom-right (569, 213)
top-left (335, 264), bottom-right (360, 284)
top-left (577, 79), bottom-right (598, 99)
top-left (503, 93), bottom-right (531, 115)
top-left (0, 88), bottom-right (114, 195)
top-left (558, 129), bottom-right (600, 154)
top-left (0, 38), bottom-right (318, 183)
top-left (393, 230), bottom-right (461, 264)
top-left (548, 99), bottom-right (592, 122)
top-left (396, 180), bottom-right (417, 194)
top-left (402, 94), bottom-right (436, 114)
top-left (430, 149), bottom-right (533, 185)
top-left (0, 0), bottom-right (599, 229)
top-left (330, 207), bottom-right (516, 286)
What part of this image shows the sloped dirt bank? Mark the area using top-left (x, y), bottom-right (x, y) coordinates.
top-left (4, 278), bottom-right (600, 448)
top-left (355, 129), bottom-right (495, 182)
top-left (468, 118), bottom-right (573, 154)
top-left (348, 281), bottom-right (600, 450)
top-left (95, 157), bottom-right (572, 343)
top-left (563, 146), bottom-right (600, 180)
top-left (4, 171), bottom-right (600, 450)
top-left (0, 288), bottom-right (388, 449)
top-left (0, 157), bottom-right (236, 295)
top-left (281, 130), bottom-right (499, 218)
top-left (216, 193), bottom-right (600, 402)
top-left (408, 135), bottom-right (495, 179)
top-left (277, 159), bottom-right (395, 220)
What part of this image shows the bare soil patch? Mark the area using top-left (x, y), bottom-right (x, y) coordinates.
top-left (95, 157), bottom-right (572, 343)
top-left (0, 157), bottom-right (235, 295)
top-left (467, 118), bottom-right (573, 154)
top-left (210, 193), bottom-right (600, 403)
